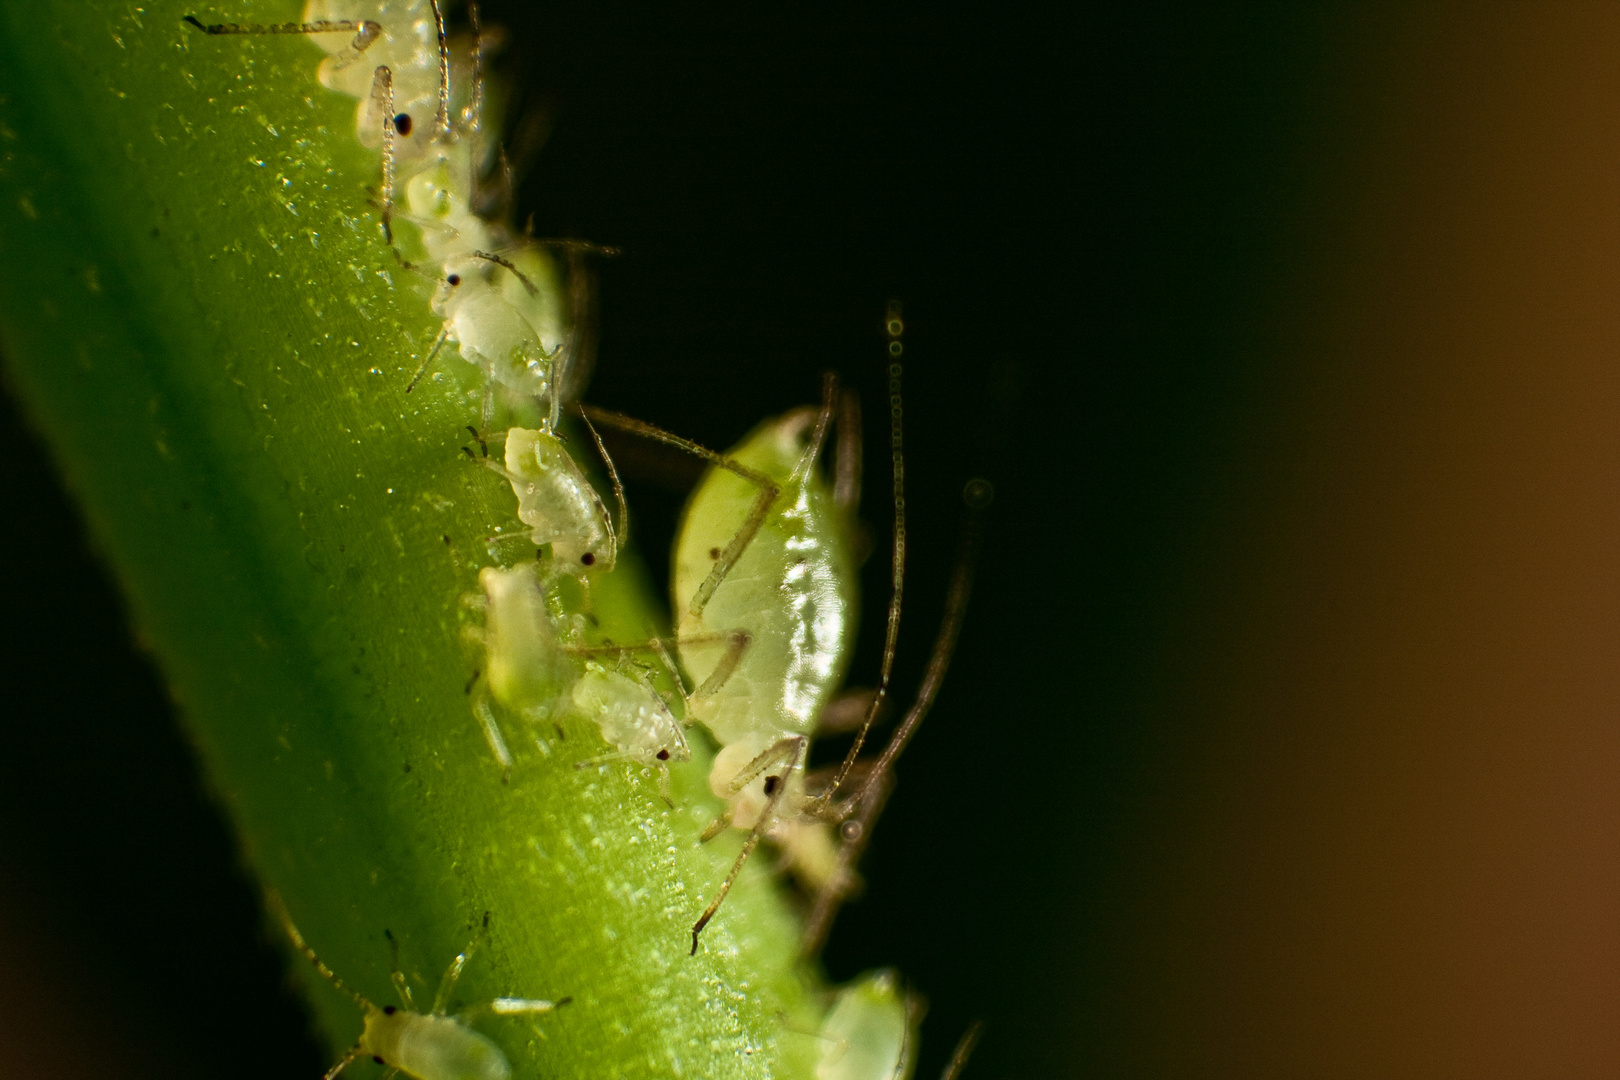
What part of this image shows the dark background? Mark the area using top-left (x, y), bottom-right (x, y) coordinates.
top-left (15, 4), bottom-right (1585, 1079)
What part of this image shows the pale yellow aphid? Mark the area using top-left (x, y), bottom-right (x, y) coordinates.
top-left (268, 895), bottom-right (564, 1080)
top-left (483, 425), bottom-right (617, 575)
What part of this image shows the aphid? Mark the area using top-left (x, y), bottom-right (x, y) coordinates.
top-left (480, 421), bottom-right (619, 575)
top-left (186, 1), bottom-right (604, 432)
top-left (580, 377), bottom-right (866, 951)
top-left (815, 970), bottom-right (917, 1080)
top-left (473, 562), bottom-right (688, 790)
top-left (268, 894), bottom-right (564, 1080)
top-left (585, 305), bottom-right (981, 954)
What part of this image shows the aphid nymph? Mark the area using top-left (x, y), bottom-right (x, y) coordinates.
top-left (269, 894), bottom-right (564, 1080)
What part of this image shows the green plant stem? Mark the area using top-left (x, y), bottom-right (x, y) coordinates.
top-left (0, 2), bottom-right (824, 1076)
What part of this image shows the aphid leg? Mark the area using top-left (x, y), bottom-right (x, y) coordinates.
top-left (567, 629), bottom-right (750, 712)
top-left (579, 405), bottom-right (781, 619)
top-left (689, 628), bottom-right (750, 705)
top-left (429, 913), bottom-right (488, 1016)
top-left (472, 693), bottom-right (514, 782)
top-left (364, 65), bottom-right (398, 243)
top-left (833, 387), bottom-right (863, 513)
top-left (939, 1020), bottom-right (985, 1080)
top-left (699, 804), bottom-right (734, 842)
top-left (421, 0), bottom-right (451, 138)
top-left (383, 928), bottom-right (418, 1010)
top-left (180, 15), bottom-right (381, 70)
top-left (799, 768), bottom-right (893, 958)
top-left (832, 484), bottom-right (986, 818)
top-left (321, 1044), bottom-right (364, 1080)
top-left (690, 734), bottom-right (806, 954)
top-left (647, 635), bottom-right (691, 715)
top-left (464, 0), bottom-right (485, 134)
top-left (803, 482), bottom-right (990, 954)
top-left (405, 328), bottom-right (449, 393)
top-left (459, 995), bottom-right (571, 1023)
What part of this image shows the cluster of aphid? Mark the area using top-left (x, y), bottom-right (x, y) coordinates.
top-left (185, 3), bottom-right (983, 1077)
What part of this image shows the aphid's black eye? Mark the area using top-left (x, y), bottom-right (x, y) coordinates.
top-left (447, 273), bottom-right (461, 286)
top-left (708, 547), bottom-right (720, 560)
top-left (580, 552), bottom-right (595, 566)
top-left (763, 775), bottom-right (780, 796)
top-left (373, 1056), bottom-right (386, 1065)
top-left (383, 1005), bottom-right (397, 1015)
top-left (656, 749), bottom-right (670, 761)
top-left (393, 112), bottom-right (412, 136)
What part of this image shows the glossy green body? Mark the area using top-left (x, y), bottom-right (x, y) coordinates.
top-left (672, 410), bottom-right (857, 753)
top-left (815, 970), bottom-right (915, 1080)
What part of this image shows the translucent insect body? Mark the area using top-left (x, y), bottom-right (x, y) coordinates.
top-left (187, 0), bottom-right (599, 429)
top-left (270, 896), bottom-right (563, 1080)
top-left (588, 306), bottom-right (982, 955)
top-left (815, 970), bottom-right (916, 1080)
top-left (475, 562), bottom-right (687, 790)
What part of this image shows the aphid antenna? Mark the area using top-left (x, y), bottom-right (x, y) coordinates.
top-left (802, 474), bottom-right (990, 954)
top-left (938, 1019), bottom-right (985, 1080)
top-left (179, 15), bottom-right (381, 71)
top-left (799, 767), bottom-right (894, 958)
top-left (264, 891), bottom-right (374, 1012)
top-left (552, 245), bottom-right (605, 427)
top-left (803, 305), bottom-right (909, 816)
top-left (833, 387), bottom-right (863, 512)
top-left (576, 404), bottom-right (629, 550)
top-left (579, 405), bottom-right (781, 619)
top-left (529, 238), bottom-right (624, 258)
top-left (843, 479), bottom-right (986, 809)
top-left (469, 250), bottom-right (539, 297)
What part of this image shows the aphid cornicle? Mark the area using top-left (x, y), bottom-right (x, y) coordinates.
top-left (269, 895), bottom-right (564, 1080)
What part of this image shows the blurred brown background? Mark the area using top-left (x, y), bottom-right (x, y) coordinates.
top-left (5, 2), bottom-right (1620, 1076)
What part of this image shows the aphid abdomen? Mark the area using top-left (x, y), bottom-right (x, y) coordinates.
top-left (673, 411), bottom-right (856, 745)
top-left (479, 564), bottom-right (573, 716)
top-left (815, 970), bottom-right (914, 1080)
top-left (409, 153), bottom-right (497, 261)
top-left (497, 428), bottom-right (614, 571)
top-left (445, 289), bottom-right (554, 398)
top-left (380, 1011), bottom-right (512, 1080)
top-left (571, 663), bottom-right (684, 762)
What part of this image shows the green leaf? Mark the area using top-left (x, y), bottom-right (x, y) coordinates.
top-left (0, 1), bottom-right (825, 1075)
